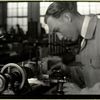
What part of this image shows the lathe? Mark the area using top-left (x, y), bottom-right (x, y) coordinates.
top-left (0, 59), bottom-right (68, 95)
top-left (0, 33), bottom-right (85, 96)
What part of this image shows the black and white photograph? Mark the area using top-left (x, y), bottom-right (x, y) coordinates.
top-left (0, 1), bottom-right (100, 98)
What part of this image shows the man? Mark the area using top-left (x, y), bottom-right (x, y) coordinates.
top-left (16, 24), bottom-right (24, 41)
top-left (44, 2), bottom-right (100, 94)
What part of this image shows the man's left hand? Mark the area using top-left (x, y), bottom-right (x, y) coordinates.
top-left (63, 82), bottom-right (81, 94)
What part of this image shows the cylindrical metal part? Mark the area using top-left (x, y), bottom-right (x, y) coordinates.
top-left (0, 74), bottom-right (7, 93)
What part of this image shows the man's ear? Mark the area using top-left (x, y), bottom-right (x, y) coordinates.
top-left (63, 13), bottom-right (72, 23)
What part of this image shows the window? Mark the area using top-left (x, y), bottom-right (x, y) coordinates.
top-left (40, 2), bottom-right (52, 33)
top-left (7, 2), bottom-right (28, 33)
top-left (77, 2), bottom-right (100, 18)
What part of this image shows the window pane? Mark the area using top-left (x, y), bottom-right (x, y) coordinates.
top-left (40, 2), bottom-right (53, 33)
top-left (18, 2), bottom-right (27, 8)
top-left (7, 18), bottom-right (17, 31)
top-left (90, 3), bottom-right (97, 14)
top-left (12, 18), bottom-right (18, 26)
top-left (18, 8), bottom-right (23, 16)
top-left (40, 2), bottom-right (52, 15)
top-left (18, 18), bottom-right (23, 25)
top-left (23, 8), bottom-right (28, 16)
top-left (22, 25), bottom-right (27, 33)
top-left (7, 18), bottom-right (12, 26)
top-left (96, 3), bottom-right (100, 13)
top-left (40, 17), bottom-right (45, 26)
top-left (12, 9), bottom-right (17, 16)
top-left (17, 18), bottom-right (27, 32)
top-left (8, 3), bottom-right (17, 9)
top-left (77, 2), bottom-right (90, 15)
top-left (8, 9), bottom-right (12, 16)
top-left (8, 9), bottom-right (17, 16)
top-left (77, 2), bottom-right (100, 15)
top-left (40, 17), bottom-right (49, 34)
top-left (22, 18), bottom-right (27, 25)
top-left (7, 18), bottom-right (17, 26)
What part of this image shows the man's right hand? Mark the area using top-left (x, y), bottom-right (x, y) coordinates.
top-left (41, 56), bottom-right (62, 74)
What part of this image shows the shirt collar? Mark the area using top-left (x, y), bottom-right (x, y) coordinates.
top-left (81, 15), bottom-right (97, 39)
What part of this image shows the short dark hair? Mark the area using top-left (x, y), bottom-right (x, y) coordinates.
top-left (45, 2), bottom-right (78, 24)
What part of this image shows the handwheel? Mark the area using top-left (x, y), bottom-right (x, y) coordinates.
top-left (0, 73), bottom-right (7, 92)
top-left (1, 63), bottom-right (26, 90)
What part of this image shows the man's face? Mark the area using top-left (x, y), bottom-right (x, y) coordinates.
top-left (47, 16), bottom-right (79, 42)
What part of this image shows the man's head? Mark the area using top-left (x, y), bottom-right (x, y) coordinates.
top-left (45, 2), bottom-right (83, 42)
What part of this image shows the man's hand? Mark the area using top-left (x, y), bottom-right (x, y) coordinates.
top-left (41, 56), bottom-right (62, 73)
top-left (80, 82), bottom-right (100, 94)
top-left (63, 82), bottom-right (81, 94)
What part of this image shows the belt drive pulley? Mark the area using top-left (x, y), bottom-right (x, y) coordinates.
top-left (0, 63), bottom-right (26, 93)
